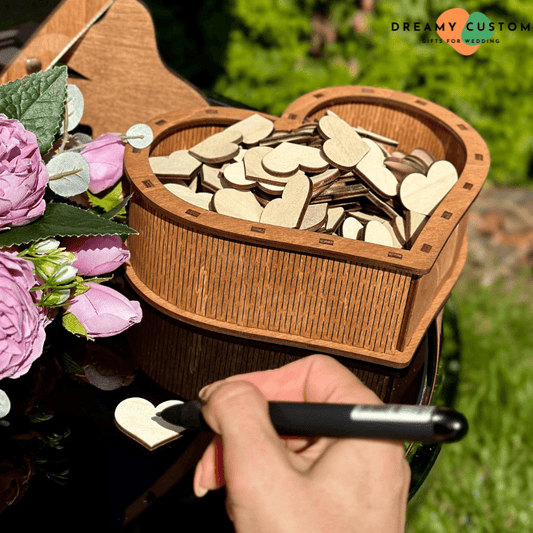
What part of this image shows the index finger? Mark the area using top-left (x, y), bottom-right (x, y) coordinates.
top-left (206, 354), bottom-right (382, 406)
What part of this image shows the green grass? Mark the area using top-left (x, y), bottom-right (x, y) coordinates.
top-left (407, 265), bottom-right (533, 532)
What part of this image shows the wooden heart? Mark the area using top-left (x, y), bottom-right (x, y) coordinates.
top-left (165, 183), bottom-right (213, 210)
top-left (115, 397), bottom-right (185, 450)
top-left (341, 216), bottom-right (364, 240)
top-left (399, 160), bottom-right (458, 215)
top-left (223, 161), bottom-right (256, 189)
top-left (356, 139), bottom-right (398, 198)
top-left (189, 130), bottom-right (243, 164)
top-left (260, 173), bottom-right (312, 228)
top-left (213, 188), bottom-right (264, 222)
top-left (149, 149), bottom-right (202, 178)
top-left (300, 202), bottom-right (328, 231)
top-left (318, 114), bottom-right (370, 170)
top-left (225, 113), bottom-right (274, 145)
top-left (363, 220), bottom-right (394, 247)
top-left (261, 142), bottom-right (329, 177)
top-left (323, 206), bottom-right (345, 233)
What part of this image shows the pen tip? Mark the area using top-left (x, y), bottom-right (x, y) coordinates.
top-left (433, 407), bottom-right (469, 442)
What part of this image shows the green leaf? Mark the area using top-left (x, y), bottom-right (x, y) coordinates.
top-left (101, 193), bottom-right (133, 220)
top-left (0, 202), bottom-right (137, 248)
top-left (62, 311), bottom-right (91, 339)
top-left (0, 66), bottom-right (67, 155)
top-left (86, 181), bottom-right (124, 214)
top-left (60, 352), bottom-right (84, 374)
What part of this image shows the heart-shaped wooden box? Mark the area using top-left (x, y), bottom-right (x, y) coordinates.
top-left (1, 0), bottom-right (488, 373)
top-left (123, 85), bottom-right (490, 369)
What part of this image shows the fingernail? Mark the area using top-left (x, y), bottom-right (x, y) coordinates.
top-left (193, 461), bottom-right (209, 498)
top-left (195, 485), bottom-right (209, 498)
top-left (198, 380), bottom-right (223, 401)
top-left (198, 385), bottom-right (210, 401)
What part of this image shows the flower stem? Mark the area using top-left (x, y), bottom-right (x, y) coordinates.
top-left (119, 134), bottom-right (144, 141)
top-left (58, 99), bottom-right (71, 153)
top-left (48, 168), bottom-right (83, 181)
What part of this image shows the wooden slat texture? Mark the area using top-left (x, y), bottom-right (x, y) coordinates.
top-left (128, 196), bottom-right (411, 356)
top-left (124, 292), bottom-right (414, 403)
top-left (124, 88), bottom-right (489, 367)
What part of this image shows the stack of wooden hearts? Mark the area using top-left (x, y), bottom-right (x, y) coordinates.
top-left (148, 111), bottom-right (458, 250)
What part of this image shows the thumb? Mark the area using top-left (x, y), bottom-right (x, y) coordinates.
top-left (196, 380), bottom-right (293, 499)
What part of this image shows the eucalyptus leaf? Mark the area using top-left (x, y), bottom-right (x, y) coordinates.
top-left (0, 390), bottom-right (10, 418)
top-left (66, 132), bottom-right (93, 153)
top-left (124, 123), bottom-right (153, 149)
top-left (0, 202), bottom-right (136, 248)
top-left (59, 84), bottom-right (84, 134)
top-left (0, 66), bottom-right (67, 155)
top-left (46, 152), bottom-right (90, 197)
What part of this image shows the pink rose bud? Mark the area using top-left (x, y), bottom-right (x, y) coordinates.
top-left (65, 283), bottom-right (142, 338)
top-left (80, 133), bottom-right (125, 194)
top-left (62, 235), bottom-right (130, 276)
top-left (0, 251), bottom-right (46, 379)
top-left (0, 114), bottom-right (49, 229)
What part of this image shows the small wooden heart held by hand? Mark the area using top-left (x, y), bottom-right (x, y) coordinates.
top-left (115, 397), bottom-right (185, 451)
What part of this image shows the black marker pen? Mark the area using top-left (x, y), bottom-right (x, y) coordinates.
top-left (157, 401), bottom-right (468, 443)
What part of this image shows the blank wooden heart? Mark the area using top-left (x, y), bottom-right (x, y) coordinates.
top-left (149, 150), bottom-right (202, 178)
top-left (318, 114), bottom-right (370, 170)
top-left (341, 216), bottom-right (364, 240)
top-left (165, 183), bottom-right (213, 210)
top-left (213, 188), bottom-right (264, 222)
top-left (300, 202), bottom-right (328, 231)
top-left (243, 146), bottom-right (279, 182)
top-left (405, 210), bottom-right (428, 244)
top-left (410, 147), bottom-right (436, 167)
top-left (355, 138), bottom-right (398, 198)
top-left (354, 125), bottom-right (399, 147)
top-left (115, 397), bottom-right (185, 451)
top-left (201, 163), bottom-right (233, 192)
top-left (310, 168), bottom-right (340, 195)
top-left (225, 114), bottom-right (274, 145)
top-left (324, 206), bottom-right (345, 233)
top-left (261, 142), bottom-right (329, 177)
top-left (189, 130), bottom-right (243, 164)
top-left (223, 161), bottom-right (256, 189)
top-left (364, 220), bottom-right (394, 247)
top-left (260, 173), bottom-right (312, 228)
top-left (257, 181), bottom-right (285, 195)
top-left (399, 160), bottom-right (458, 215)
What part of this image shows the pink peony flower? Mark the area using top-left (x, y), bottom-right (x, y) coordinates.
top-left (80, 133), bottom-right (125, 194)
top-left (65, 283), bottom-right (142, 338)
top-left (0, 251), bottom-right (46, 380)
top-left (0, 114), bottom-right (49, 229)
top-left (62, 235), bottom-right (130, 276)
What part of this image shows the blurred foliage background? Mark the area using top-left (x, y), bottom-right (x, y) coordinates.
top-left (142, 0), bottom-right (533, 187)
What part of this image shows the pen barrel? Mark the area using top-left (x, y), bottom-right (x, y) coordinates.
top-left (268, 403), bottom-right (437, 441)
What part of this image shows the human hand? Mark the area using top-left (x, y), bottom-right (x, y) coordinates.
top-left (193, 354), bottom-right (410, 533)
